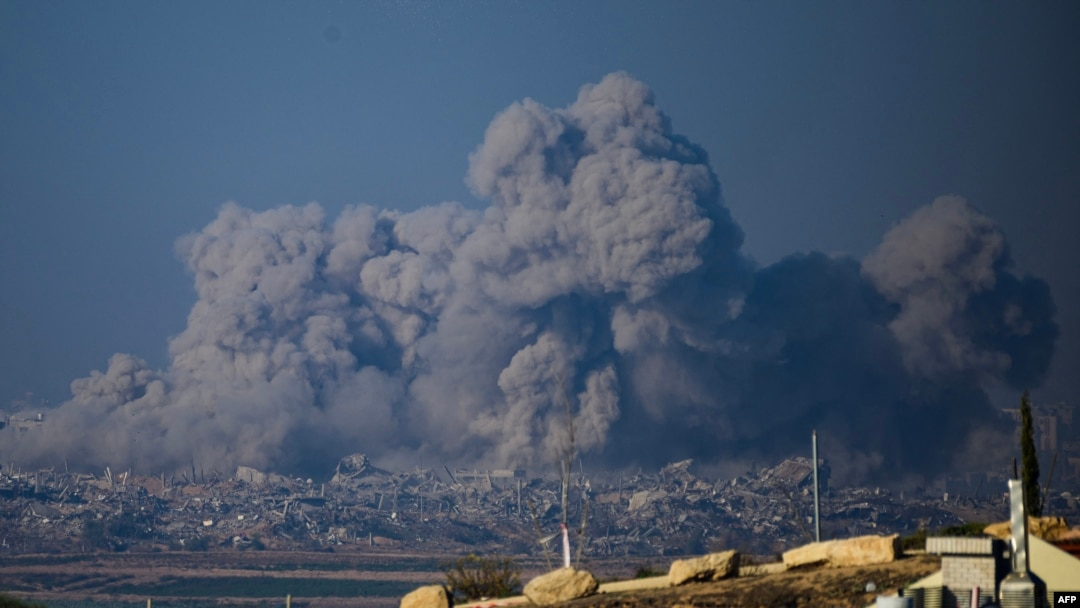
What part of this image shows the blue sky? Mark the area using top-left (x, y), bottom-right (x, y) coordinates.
top-left (2, 0), bottom-right (1078, 412)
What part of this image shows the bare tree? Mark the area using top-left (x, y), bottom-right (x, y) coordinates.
top-left (554, 373), bottom-right (575, 527)
top-left (552, 373), bottom-right (590, 566)
top-left (527, 497), bottom-right (555, 570)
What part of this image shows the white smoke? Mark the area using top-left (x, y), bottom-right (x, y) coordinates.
top-left (9, 73), bottom-right (1057, 482)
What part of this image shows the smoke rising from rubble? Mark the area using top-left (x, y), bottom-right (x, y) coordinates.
top-left (9, 73), bottom-right (1057, 483)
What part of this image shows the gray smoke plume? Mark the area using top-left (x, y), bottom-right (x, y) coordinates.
top-left (862, 195), bottom-right (1057, 387)
top-left (8, 73), bottom-right (1057, 483)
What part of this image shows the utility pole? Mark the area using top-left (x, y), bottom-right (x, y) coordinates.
top-left (812, 430), bottom-right (821, 543)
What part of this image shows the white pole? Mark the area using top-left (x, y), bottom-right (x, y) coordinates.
top-left (812, 430), bottom-right (821, 543)
top-left (560, 523), bottom-right (571, 568)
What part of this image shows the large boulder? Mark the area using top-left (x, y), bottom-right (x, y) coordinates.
top-left (523, 567), bottom-right (598, 605)
top-left (828, 534), bottom-right (901, 567)
top-left (668, 550), bottom-right (740, 586)
top-left (400, 584), bottom-right (452, 608)
top-left (984, 516), bottom-right (1070, 541)
top-left (783, 539), bottom-right (831, 568)
top-left (783, 534), bottom-right (900, 569)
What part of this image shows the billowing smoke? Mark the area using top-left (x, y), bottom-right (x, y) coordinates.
top-left (9, 73), bottom-right (1057, 483)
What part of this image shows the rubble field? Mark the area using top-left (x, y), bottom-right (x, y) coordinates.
top-left (1, 454), bottom-right (1077, 605)
top-left (5, 454), bottom-right (1066, 557)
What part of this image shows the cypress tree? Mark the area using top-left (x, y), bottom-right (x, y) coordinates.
top-left (1019, 390), bottom-right (1042, 517)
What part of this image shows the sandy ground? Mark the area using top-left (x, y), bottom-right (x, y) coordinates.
top-left (565, 554), bottom-right (941, 608)
top-left (457, 555), bottom-right (941, 608)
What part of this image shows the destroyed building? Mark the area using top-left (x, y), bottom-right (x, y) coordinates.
top-left (1, 455), bottom-right (1077, 559)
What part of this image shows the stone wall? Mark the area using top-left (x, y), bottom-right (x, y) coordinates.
top-left (926, 536), bottom-right (1007, 608)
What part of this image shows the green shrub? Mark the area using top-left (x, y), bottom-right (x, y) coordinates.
top-left (901, 521), bottom-right (987, 552)
top-left (0, 594), bottom-right (47, 608)
top-left (633, 566), bottom-right (666, 578)
top-left (938, 522), bottom-right (988, 537)
top-left (900, 528), bottom-right (927, 551)
top-left (185, 536), bottom-right (211, 551)
top-left (442, 554), bottom-right (521, 602)
top-left (108, 512), bottom-right (154, 540)
top-left (82, 518), bottom-right (109, 550)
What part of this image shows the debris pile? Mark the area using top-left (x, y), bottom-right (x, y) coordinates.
top-left (1, 456), bottom-right (1075, 557)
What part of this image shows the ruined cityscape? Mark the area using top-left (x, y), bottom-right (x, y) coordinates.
top-left (2, 402), bottom-right (1078, 560)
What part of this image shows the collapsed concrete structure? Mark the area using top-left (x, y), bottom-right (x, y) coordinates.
top-left (0, 455), bottom-right (1077, 559)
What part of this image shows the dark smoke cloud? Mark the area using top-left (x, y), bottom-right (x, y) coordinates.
top-left (7, 73), bottom-right (1057, 483)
